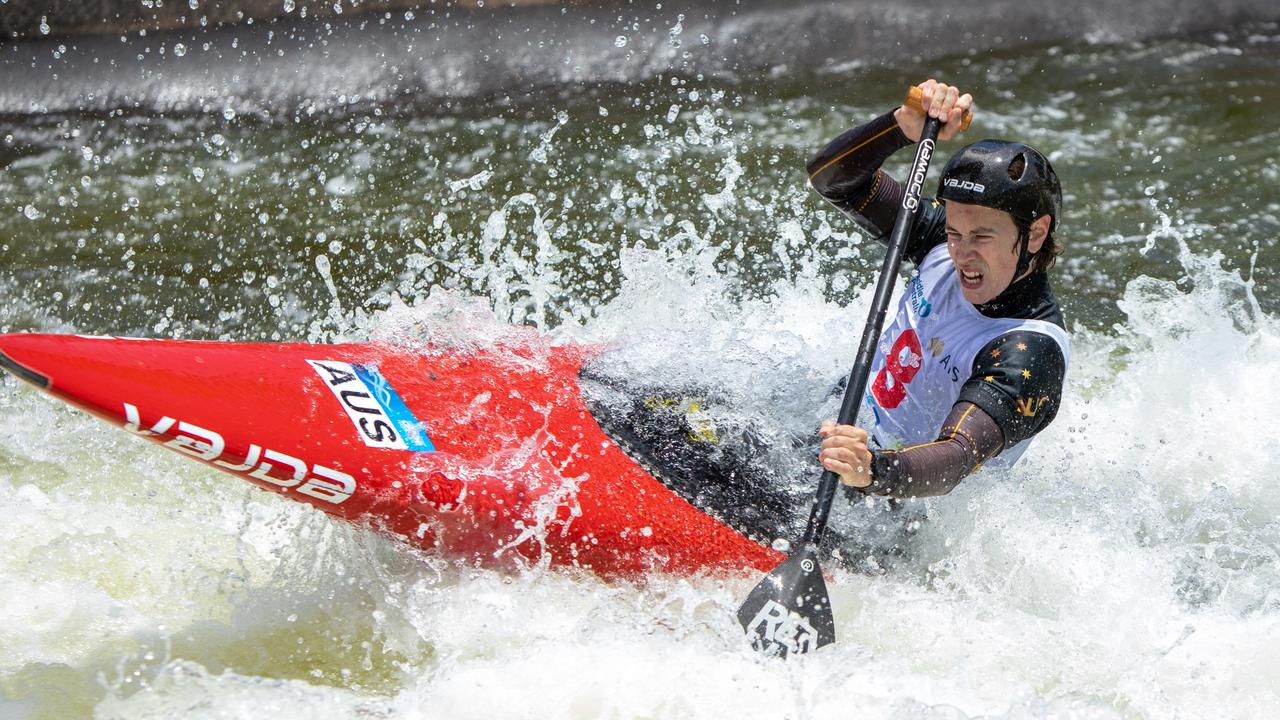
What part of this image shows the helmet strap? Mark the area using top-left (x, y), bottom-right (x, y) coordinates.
top-left (1013, 226), bottom-right (1034, 278)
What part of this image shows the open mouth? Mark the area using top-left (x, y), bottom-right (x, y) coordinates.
top-left (960, 269), bottom-right (984, 289)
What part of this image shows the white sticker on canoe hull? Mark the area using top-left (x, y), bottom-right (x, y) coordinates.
top-left (306, 360), bottom-right (435, 452)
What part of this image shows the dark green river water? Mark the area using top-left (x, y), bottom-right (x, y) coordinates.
top-left (2, 20), bottom-right (1277, 340)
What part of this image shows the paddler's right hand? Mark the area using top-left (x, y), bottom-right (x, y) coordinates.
top-left (818, 421), bottom-right (873, 488)
top-left (895, 79), bottom-right (973, 143)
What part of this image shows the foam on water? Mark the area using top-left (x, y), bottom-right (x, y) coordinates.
top-left (3, 213), bottom-right (1279, 717)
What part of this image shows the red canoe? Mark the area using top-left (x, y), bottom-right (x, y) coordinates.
top-left (0, 333), bottom-right (783, 576)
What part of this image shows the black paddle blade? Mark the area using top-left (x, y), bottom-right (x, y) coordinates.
top-left (736, 544), bottom-right (835, 657)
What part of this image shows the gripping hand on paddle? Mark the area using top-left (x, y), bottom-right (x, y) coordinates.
top-left (818, 421), bottom-right (873, 488)
top-left (895, 79), bottom-right (973, 143)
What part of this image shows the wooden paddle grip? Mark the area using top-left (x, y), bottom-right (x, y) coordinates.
top-left (903, 85), bottom-right (974, 131)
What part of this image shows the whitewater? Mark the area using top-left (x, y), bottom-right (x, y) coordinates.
top-left (2, 2), bottom-right (1279, 717)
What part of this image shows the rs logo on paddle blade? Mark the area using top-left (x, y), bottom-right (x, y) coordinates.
top-left (746, 600), bottom-right (819, 657)
top-left (737, 544), bottom-right (836, 657)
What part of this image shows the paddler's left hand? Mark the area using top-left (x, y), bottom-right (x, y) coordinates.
top-left (818, 421), bottom-right (873, 488)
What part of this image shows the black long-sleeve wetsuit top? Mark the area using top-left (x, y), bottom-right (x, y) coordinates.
top-left (808, 110), bottom-right (1067, 499)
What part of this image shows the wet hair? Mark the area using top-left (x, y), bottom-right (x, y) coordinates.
top-left (1013, 215), bottom-right (1063, 273)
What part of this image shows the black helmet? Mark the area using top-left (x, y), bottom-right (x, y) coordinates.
top-left (937, 139), bottom-right (1062, 233)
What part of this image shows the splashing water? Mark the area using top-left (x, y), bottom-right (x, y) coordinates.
top-left (2, 13), bottom-right (1280, 720)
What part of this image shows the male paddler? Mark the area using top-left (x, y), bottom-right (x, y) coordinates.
top-left (812, 80), bottom-right (1070, 497)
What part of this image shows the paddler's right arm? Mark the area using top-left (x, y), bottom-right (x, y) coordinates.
top-left (818, 400), bottom-right (1005, 499)
top-left (806, 80), bottom-right (972, 265)
top-left (820, 329), bottom-right (1067, 498)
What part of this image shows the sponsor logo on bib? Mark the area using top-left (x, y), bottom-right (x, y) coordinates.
top-left (908, 274), bottom-right (933, 318)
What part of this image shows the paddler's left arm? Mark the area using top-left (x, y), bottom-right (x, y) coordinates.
top-left (820, 331), bottom-right (1066, 497)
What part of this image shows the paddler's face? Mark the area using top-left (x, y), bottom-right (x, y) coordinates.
top-left (944, 202), bottom-right (1041, 305)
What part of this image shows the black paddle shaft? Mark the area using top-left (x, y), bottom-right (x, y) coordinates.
top-left (801, 116), bottom-right (943, 545)
top-left (737, 114), bottom-right (946, 657)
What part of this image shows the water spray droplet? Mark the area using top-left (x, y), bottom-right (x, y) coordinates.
top-left (614, 35), bottom-right (628, 48)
